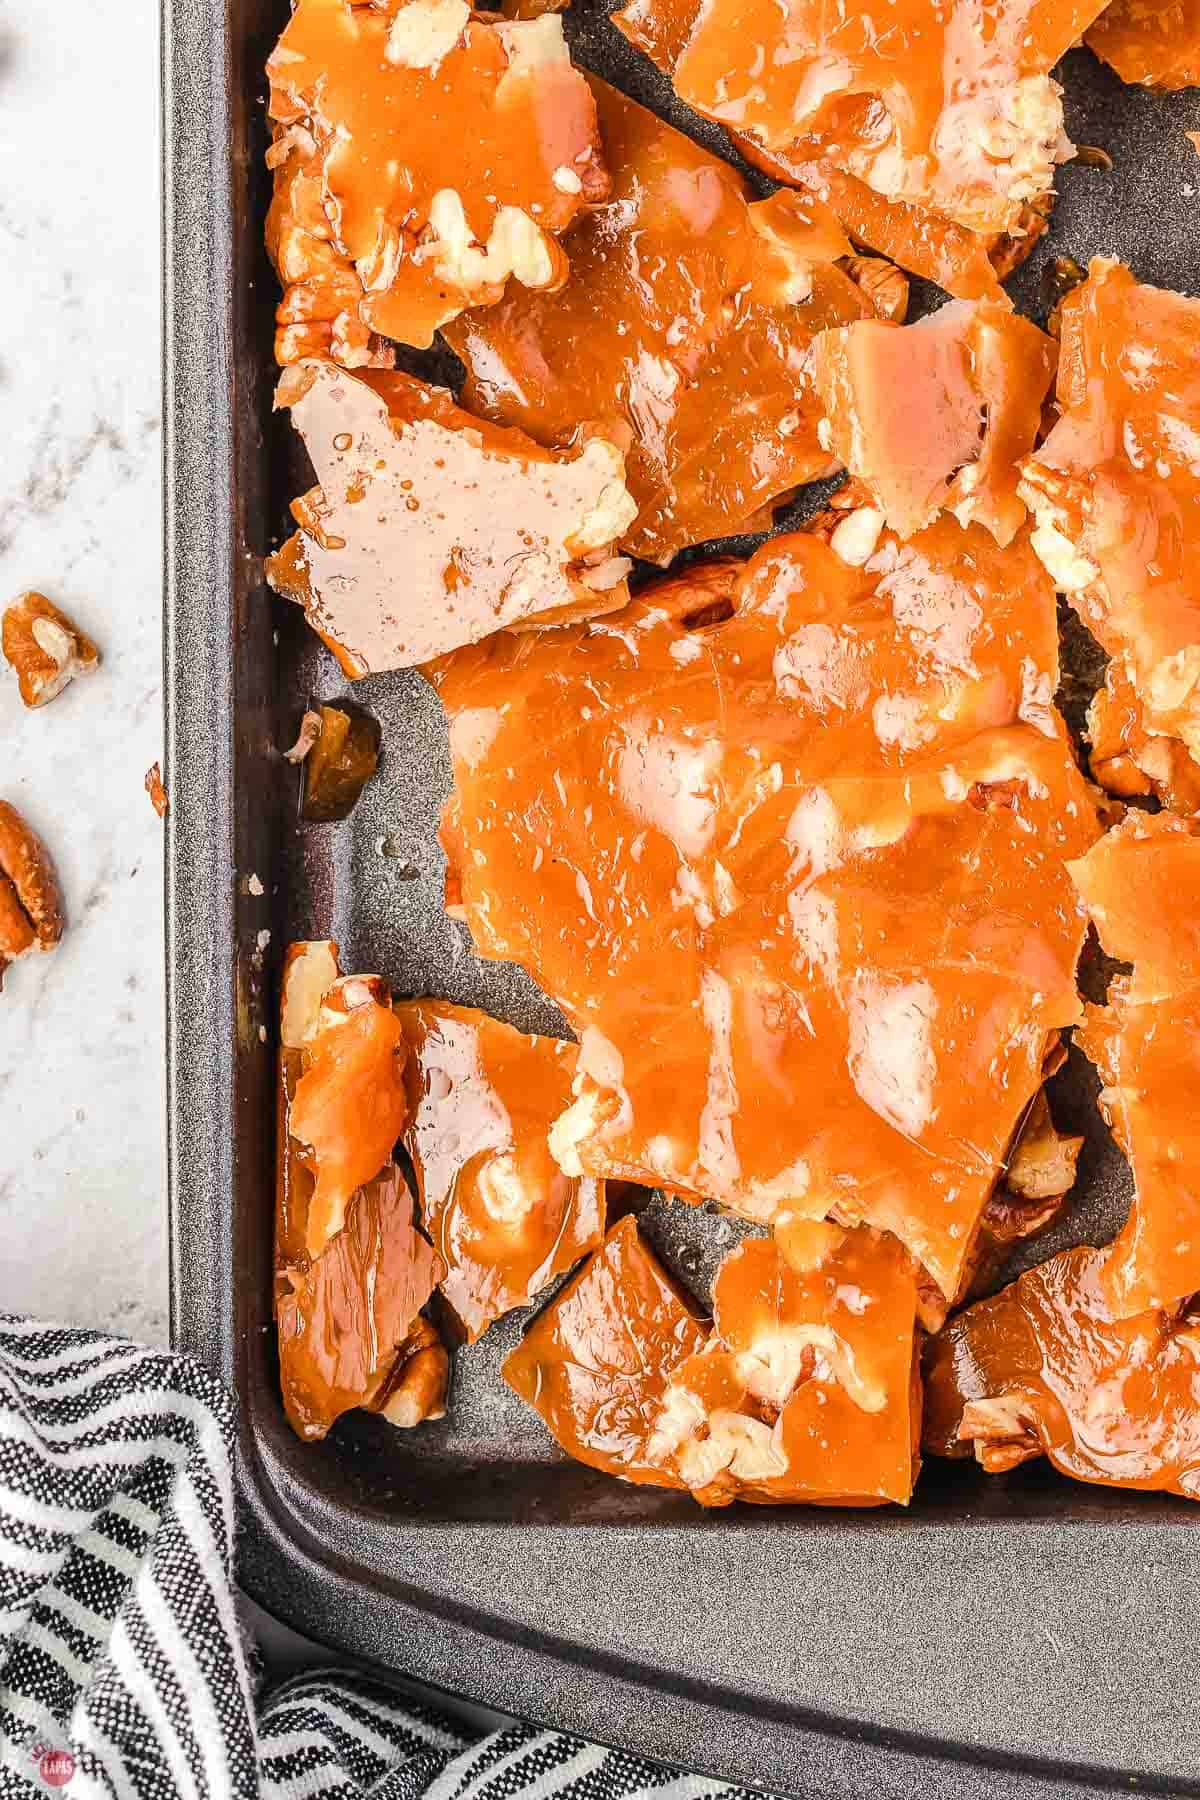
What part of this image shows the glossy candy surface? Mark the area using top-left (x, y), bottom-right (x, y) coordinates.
top-left (277, 1164), bottom-right (441, 1440)
top-left (924, 1243), bottom-right (1200, 1498)
top-left (650, 1219), bottom-right (920, 1505)
top-left (396, 1000), bottom-right (605, 1341)
top-left (1071, 812), bottom-right (1200, 1318)
top-left (266, 362), bottom-right (636, 674)
top-left (1020, 260), bottom-right (1200, 791)
top-left (446, 78), bottom-right (876, 564)
top-left (1087, 1), bottom-right (1200, 90)
top-left (432, 523), bottom-right (1097, 1300)
top-left (811, 300), bottom-right (1056, 544)
top-left (503, 1213), bottom-right (709, 1483)
top-left (612, 0), bottom-right (1103, 245)
top-left (266, 0), bottom-right (606, 356)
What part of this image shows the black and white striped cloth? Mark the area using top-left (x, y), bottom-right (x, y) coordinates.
top-left (0, 1317), bottom-right (765, 1800)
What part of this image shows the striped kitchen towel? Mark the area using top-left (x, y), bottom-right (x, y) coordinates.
top-left (0, 1318), bottom-right (763, 1800)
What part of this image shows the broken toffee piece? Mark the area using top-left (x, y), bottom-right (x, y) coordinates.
top-left (266, 363), bottom-right (636, 674)
top-left (301, 704), bottom-right (381, 822)
top-left (1020, 260), bottom-right (1200, 793)
top-left (1088, 660), bottom-right (1200, 812)
top-left (1070, 812), bottom-right (1200, 1318)
top-left (1087, 1), bottom-right (1200, 91)
top-left (433, 522), bottom-right (1097, 1303)
top-left (279, 941), bottom-right (410, 1260)
top-left (923, 1243), bottom-right (1200, 1498)
top-left (446, 78), bottom-right (880, 565)
top-left (276, 942), bottom-right (442, 1442)
top-left (277, 1162), bottom-right (442, 1441)
top-left (503, 1213), bottom-right (709, 1485)
top-left (613, 0), bottom-right (1099, 284)
top-left (396, 1000), bottom-right (605, 1342)
top-left (266, 0), bottom-right (607, 358)
top-left (811, 301), bottom-right (1056, 544)
top-left (649, 1221), bottom-right (921, 1507)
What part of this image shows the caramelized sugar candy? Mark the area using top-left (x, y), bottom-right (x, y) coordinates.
top-left (430, 522), bottom-right (1099, 1304)
top-left (811, 302), bottom-right (1057, 545)
top-left (278, 942), bottom-right (410, 1260)
top-left (266, 362), bottom-right (636, 674)
top-left (1087, 0), bottom-right (1200, 90)
top-left (301, 704), bottom-right (382, 822)
top-left (446, 78), bottom-right (882, 566)
top-left (1069, 812), bottom-right (1200, 1318)
top-left (265, 0), bottom-right (607, 360)
top-left (503, 1213), bottom-right (709, 1485)
top-left (395, 1000), bottom-right (605, 1341)
top-left (276, 944), bottom-right (442, 1441)
top-left (734, 137), bottom-right (1046, 303)
top-left (1088, 659), bottom-right (1200, 812)
top-left (612, 0), bottom-right (1100, 290)
top-left (923, 1244), bottom-right (1200, 1498)
top-left (648, 1220), bottom-right (921, 1506)
top-left (1019, 261), bottom-right (1200, 795)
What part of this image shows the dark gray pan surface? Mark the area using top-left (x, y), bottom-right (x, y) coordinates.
top-left (164, 1), bottom-right (1200, 1791)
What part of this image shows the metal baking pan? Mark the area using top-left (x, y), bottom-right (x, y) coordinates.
top-left (164, 2), bottom-right (1200, 1792)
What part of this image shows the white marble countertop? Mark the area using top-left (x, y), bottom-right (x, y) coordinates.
top-left (0, 0), bottom-right (168, 1342)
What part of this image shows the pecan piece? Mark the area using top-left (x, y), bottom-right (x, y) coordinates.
top-left (0, 801), bottom-right (65, 989)
top-left (2, 593), bottom-right (100, 709)
top-left (377, 1316), bottom-right (450, 1428)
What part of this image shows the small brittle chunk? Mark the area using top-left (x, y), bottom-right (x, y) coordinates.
top-left (0, 801), bottom-right (65, 991)
top-left (648, 1220), bottom-right (920, 1507)
top-left (266, 0), bottom-right (607, 356)
top-left (924, 1244), bottom-right (1200, 1499)
top-left (396, 1000), bottom-right (605, 1342)
top-left (279, 941), bottom-right (410, 1260)
top-left (1087, 1), bottom-right (1200, 90)
top-left (503, 1214), bottom-right (709, 1485)
top-left (1019, 260), bottom-right (1200, 791)
top-left (266, 362), bottom-right (636, 673)
top-left (811, 300), bottom-right (1056, 544)
top-left (434, 522), bottom-right (1097, 1303)
top-left (1069, 811), bottom-right (1200, 1318)
top-left (447, 78), bottom-right (880, 564)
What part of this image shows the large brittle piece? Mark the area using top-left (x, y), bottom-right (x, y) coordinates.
top-left (266, 0), bottom-right (607, 358)
top-left (1019, 260), bottom-right (1200, 797)
top-left (430, 519), bottom-right (1098, 1302)
top-left (446, 78), bottom-right (882, 564)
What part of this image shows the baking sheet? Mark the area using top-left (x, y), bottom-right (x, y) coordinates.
top-left (165, 0), bottom-right (1200, 1791)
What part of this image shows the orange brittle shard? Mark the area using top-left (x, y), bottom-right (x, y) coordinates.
top-left (396, 1000), bottom-right (605, 1342)
top-left (266, 0), bottom-right (607, 357)
top-left (1087, 1), bottom-right (1200, 90)
top-left (503, 1214), bottom-right (709, 1485)
top-left (430, 520), bottom-right (1097, 1302)
top-left (446, 78), bottom-right (880, 564)
top-left (1070, 812), bottom-right (1200, 1319)
top-left (266, 362), bottom-right (636, 674)
top-left (1019, 260), bottom-right (1200, 794)
top-left (612, 0), bottom-right (1101, 282)
top-left (923, 1243), bottom-right (1200, 1498)
top-left (275, 943), bottom-right (441, 1443)
top-left (649, 1220), bottom-right (920, 1506)
top-left (811, 300), bottom-right (1056, 544)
